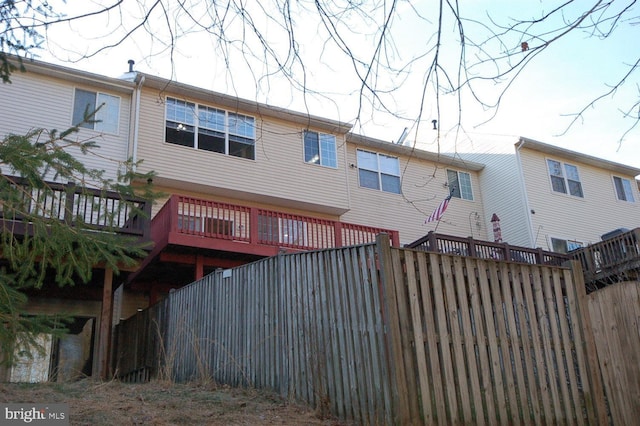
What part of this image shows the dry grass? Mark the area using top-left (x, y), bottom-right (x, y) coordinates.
top-left (0, 380), bottom-right (348, 425)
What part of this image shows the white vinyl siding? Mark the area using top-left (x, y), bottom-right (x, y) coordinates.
top-left (519, 147), bottom-right (639, 251)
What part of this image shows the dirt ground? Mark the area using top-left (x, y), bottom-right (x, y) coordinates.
top-left (0, 380), bottom-right (349, 425)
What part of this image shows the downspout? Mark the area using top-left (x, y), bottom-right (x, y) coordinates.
top-left (131, 74), bottom-right (145, 168)
top-left (515, 138), bottom-right (537, 247)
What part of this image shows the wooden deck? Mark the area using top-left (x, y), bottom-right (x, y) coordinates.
top-left (406, 231), bottom-right (570, 266)
top-left (150, 194), bottom-right (401, 257)
top-left (570, 228), bottom-right (640, 291)
top-left (0, 175), bottom-right (151, 244)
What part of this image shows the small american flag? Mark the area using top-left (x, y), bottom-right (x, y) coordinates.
top-left (425, 194), bottom-right (452, 223)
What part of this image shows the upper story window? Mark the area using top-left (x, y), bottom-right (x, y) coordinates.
top-left (547, 159), bottom-right (583, 197)
top-left (447, 169), bottom-right (473, 200)
top-left (613, 176), bottom-right (635, 202)
top-left (165, 97), bottom-right (255, 160)
top-left (73, 89), bottom-right (120, 134)
top-left (357, 149), bottom-right (401, 194)
top-left (303, 131), bottom-right (337, 168)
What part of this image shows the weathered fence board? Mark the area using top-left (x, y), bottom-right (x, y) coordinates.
top-left (587, 281), bottom-right (640, 426)
top-left (114, 235), bottom-right (608, 424)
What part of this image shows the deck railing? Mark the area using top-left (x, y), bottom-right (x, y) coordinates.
top-left (406, 231), bottom-right (570, 266)
top-left (152, 194), bottom-right (400, 251)
top-left (0, 176), bottom-right (151, 241)
top-left (570, 228), bottom-right (640, 287)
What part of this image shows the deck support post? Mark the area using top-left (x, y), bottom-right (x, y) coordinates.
top-left (97, 267), bottom-right (114, 379)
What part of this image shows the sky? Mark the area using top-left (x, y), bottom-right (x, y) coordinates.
top-left (33, 0), bottom-right (640, 169)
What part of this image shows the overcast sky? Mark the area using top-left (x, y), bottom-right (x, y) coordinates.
top-left (37, 1), bottom-right (639, 169)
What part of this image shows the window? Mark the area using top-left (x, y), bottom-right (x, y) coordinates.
top-left (613, 176), bottom-right (635, 202)
top-left (177, 214), bottom-right (201, 232)
top-left (550, 237), bottom-right (583, 254)
top-left (303, 131), bottom-right (337, 167)
top-left (165, 97), bottom-right (255, 159)
top-left (447, 170), bottom-right (473, 200)
top-left (166, 98), bottom-right (196, 147)
top-left (178, 215), bottom-right (233, 236)
top-left (257, 215), bottom-right (307, 246)
top-left (357, 149), bottom-right (401, 194)
top-left (547, 159), bottom-right (583, 197)
top-left (73, 89), bottom-right (120, 134)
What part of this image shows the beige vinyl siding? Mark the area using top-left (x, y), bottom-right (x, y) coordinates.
top-left (0, 71), bottom-right (132, 183)
top-left (520, 147), bottom-right (640, 249)
top-left (341, 143), bottom-right (489, 245)
top-left (136, 88), bottom-right (350, 215)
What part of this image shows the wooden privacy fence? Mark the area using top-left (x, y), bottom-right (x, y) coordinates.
top-left (114, 234), bottom-right (607, 424)
top-left (587, 280), bottom-right (640, 425)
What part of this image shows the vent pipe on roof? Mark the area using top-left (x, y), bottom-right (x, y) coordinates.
top-left (395, 127), bottom-right (408, 145)
top-left (128, 59), bottom-right (135, 73)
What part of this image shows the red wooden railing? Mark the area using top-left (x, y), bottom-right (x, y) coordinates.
top-left (152, 195), bottom-right (400, 251)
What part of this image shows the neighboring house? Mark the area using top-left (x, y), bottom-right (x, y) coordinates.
top-left (449, 136), bottom-right (640, 252)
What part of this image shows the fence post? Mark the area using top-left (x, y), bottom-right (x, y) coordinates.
top-left (276, 252), bottom-right (289, 398)
top-left (567, 260), bottom-right (608, 424)
top-left (467, 236), bottom-right (477, 257)
top-left (503, 242), bottom-right (512, 261)
top-left (376, 233), bottom-right (412, 425)
top-left (427, 231), bottom-right (438, 252)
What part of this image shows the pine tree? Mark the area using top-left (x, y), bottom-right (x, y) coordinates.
top-left (0, 119), bottom-right (155, 366)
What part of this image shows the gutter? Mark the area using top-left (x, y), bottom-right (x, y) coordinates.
top-left (131, 74), bottom-right (145, 167)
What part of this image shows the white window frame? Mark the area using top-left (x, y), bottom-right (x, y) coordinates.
top-left (303, 130), bottom-right (337, 168)
top-left (72, 88), bottom-right (120, 135)
top-left (446, 169), bottom-right (474, 201)
top-left (165, 97), bottom-right (256, 160)
top-left (613, 176), bottom-right (635, 202)
top-left (356, 149), bottom-right (401, 194)
top-left (549, 236), bottom-right (583, 254)
top-left (546, 159), bottom-right (584, 198)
